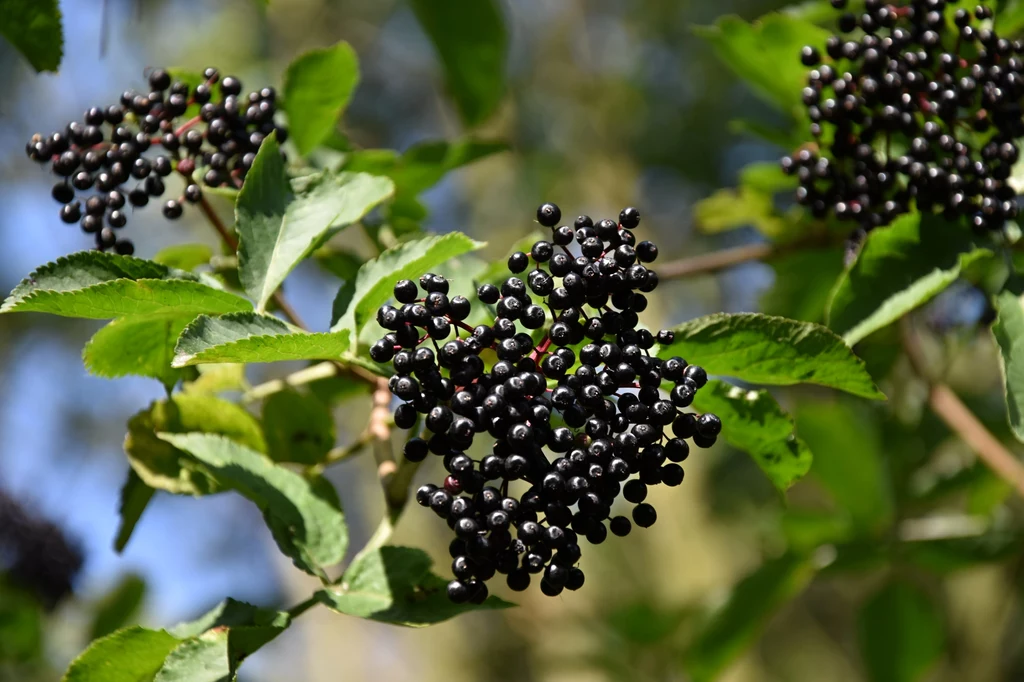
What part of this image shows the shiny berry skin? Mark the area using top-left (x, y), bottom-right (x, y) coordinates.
top-left (537, 202), bottom-right (561, 227)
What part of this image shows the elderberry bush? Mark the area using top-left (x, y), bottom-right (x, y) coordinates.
top-left (783, 1), bottom-right (1023, 236)
top-left (371, 204), bottom-right (721, 603)
top-left (25, 68), bottom-right (286, 253)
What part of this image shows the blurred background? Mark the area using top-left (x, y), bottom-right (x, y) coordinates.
top-left (1, 0), bottom-right (1022, 681)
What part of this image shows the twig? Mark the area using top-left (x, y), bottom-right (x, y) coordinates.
top-left (657, 235), bottom-right (834, 281)
top-left (370, 378), bottom-right (403, 506)
top-left (902, 320), bottom-right (1024, 498)
top-left (286, 595), bottom-right (319, 619)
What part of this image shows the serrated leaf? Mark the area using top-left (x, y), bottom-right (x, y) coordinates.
top-left (2, 252), bottom-right (250, 319)
top-left (316, 546), bottom-right (512, 626)
top-left (90, 575), bottom-right (146, 641)
top-left (410, 0), bottom-right (507, 126)
top-left (173, 312), bottom-right (350, 366)
top-left (827, 213), bottom-right (994, 345)
top-left (660, 313), bottom-right (884, 399)
top-left (858, 581), bottom-right (945, 682)
top-left (61, 626), bottom-right (178, 682)
top-left (85, 316), bottom-right (192, 390)
top-left (992, 286), bottom-right (1024, 443)
top-left (125, 394), bottom-right (266, 496)
top-left (330, 232), bottom-right (484, 336)
top-left (694, 14), bottom-right (829, 117)
top-left (796, 401), bottom-right (893, 533)
top-left (236, 133), bottom-right (395, 311)
top-left (682, 554), bottom-right (816, 682)
top-left (158, 433), bottom-right (346, 578)
top-left (692, 380), bottom-right (812, 491)
top-left (283, 41), bottom-right (360, 156)
top-left (153, 244), bottom-right (214, 271)
top-left (262, 390), bottom-right (335, 464)
top-left (0, 0), bottom-right (63, 72)
top-left (114, 470), bottom-right (154, 553)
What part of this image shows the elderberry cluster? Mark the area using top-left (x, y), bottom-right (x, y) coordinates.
top-left (26, 68), bottom-right (286, 253)
top-left (371, 204), bottom-right (721, 603)
top-left (784, 1), bottom-right (1024, 236)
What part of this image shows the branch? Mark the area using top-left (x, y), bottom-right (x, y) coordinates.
top-left (902, 320), bottom-right (1024, 498)
top-left (657, 234), bottom-right (835, 281)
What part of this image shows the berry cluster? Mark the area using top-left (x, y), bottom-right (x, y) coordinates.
top-left (26, 68), bottom-right (286, 253)
top-left (371, 204), bottom-right (721, 603)
top-left (784, 1), bottom-right (1023, 236)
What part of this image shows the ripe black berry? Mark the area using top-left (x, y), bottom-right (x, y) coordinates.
top-left (372, 203), bottom-right (719, 601)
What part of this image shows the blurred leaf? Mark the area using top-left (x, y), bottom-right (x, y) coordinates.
top-left (316, 546), bottom-right (512, 626)
top-left (694, 187), bottom-right (788, 238)
top-left (283, 42), bottom-right (359, 156)
top-left (173, 312), bottom-right (350, 366)
top-left (1, 251), bottom-right (250, 319)
top-left (90, 575), bottom-right (146, 641)
top-left (694, 14), bottom-right (829, 117)
top-left (330, 232), bottom-right (485, 336)
top-left (125, 394), bottom-right (266, 496)
top-left (182, 364), bottom-right (248, 396)
top-left (315, 249), bottom-right (364, 281)
top-left (1000, 0), bottom-right (1024, 35)
top-left (903, 531), bottom-right (1023, 573)
top-left (660, 313), bottom-right (884, 399)
top-left (682, 554), bottom-right (816, 682)
top-left (159, 433), bottom-right (346, 579)
top-left (827, 213), bottom-right (994, 345)
top-left (84, 315), bottom-right (192, 390)
top-left (0, 0), bottom-right (62, 72)
top-left (410, 0), bottom-right (508, 126)
top-left (0, 579), bottom-right (44, 662)
top-left (992, 285), bottom-right (1024, 443)
top-left (345, 139), bottom-right (507, 196)
top-left (796, 401), bottom-right (893, 533)
top-left (262, 390), bottom-right (335, 464)
top-left (604, 602), bottom-right (688, 646)
top-left (114, 470), bottom-right (154, 553)
top-left (858, 581), bottom-right (945, 682)
top-left (692, 380), bottom-right (813, 491)
top-left (762, 248), bottom-right (845, 323)
top-left (152, 244), bottom-right (214, 271)
top-left (740, 161), bottom-right (800, 194)
top-left (236, 133), bottom-right (395, 311)
top-left (62, 626), bottom-right (178, 682)
top-left (781, 510), bottom-right (853, 552)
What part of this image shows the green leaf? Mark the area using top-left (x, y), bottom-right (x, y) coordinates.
top-left (694, 14), bottom-right (829, 117)
top-left (682, 554), bottom-right (816, 682)
top-left (858, 581), bottom-right (945, 682)
top-left (330, 232), bottom-right (485, 336)
top-left (692, 380), bottom-right (813, 491)
top-left (262, 390), bottom-right (335, 465)
top-left (827, 213), bottom-right (994, 345)
top-left (283, 42), bottom-right (360, 156)
top-left (762, 247), bottom-right (846, 323)
top-left (316, 546), bottom-right (512, 626)
top-left (660, 313), bottom-right (884, 399)
top-left (90, 574), bottom-right (146, 641)
top-left (999, 0), bottom-right (1024, 36)
top-left (0, 0), bottom-right (62, 72)
top-left (314, 249), bottom-right (364, 281)
top-left (62, 626), bottom-right (178, 682)
top-left (694, 187), bottom-right (788, 238)
top-left (344, 139), bottom-right (507, 197)
top-left (173, 312), bottom-right (351, 366)
top-left (410, 0), bottom-right (507, 126)
top-left (235, 133), bottom-right (395, 311)
top-left (796, 401), bottom-right (893, 533)
top-left (84, 316), bottom-right (192, 390)
top-left (903, 531), bottom-right (1024, 573)
top-left (153, 244), bottom-right (214, 271)
top-left (114, 470), bottom-right (154, 553)
top-left (2, 252), bottom-right (250, 319)
top-left (125, 394), bottom-right (266, 496)
top-left (158, 433), bottom-right (346, 578)
top-left (182, 364), bottom-right (248, 396)
top-left (153, 632), bottom-right (229, 682)
top-left (992, 286), bottom-right (1024, 443)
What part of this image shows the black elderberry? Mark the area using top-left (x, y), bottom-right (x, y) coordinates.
top-left (373, 203), bottom-right (719, 601)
